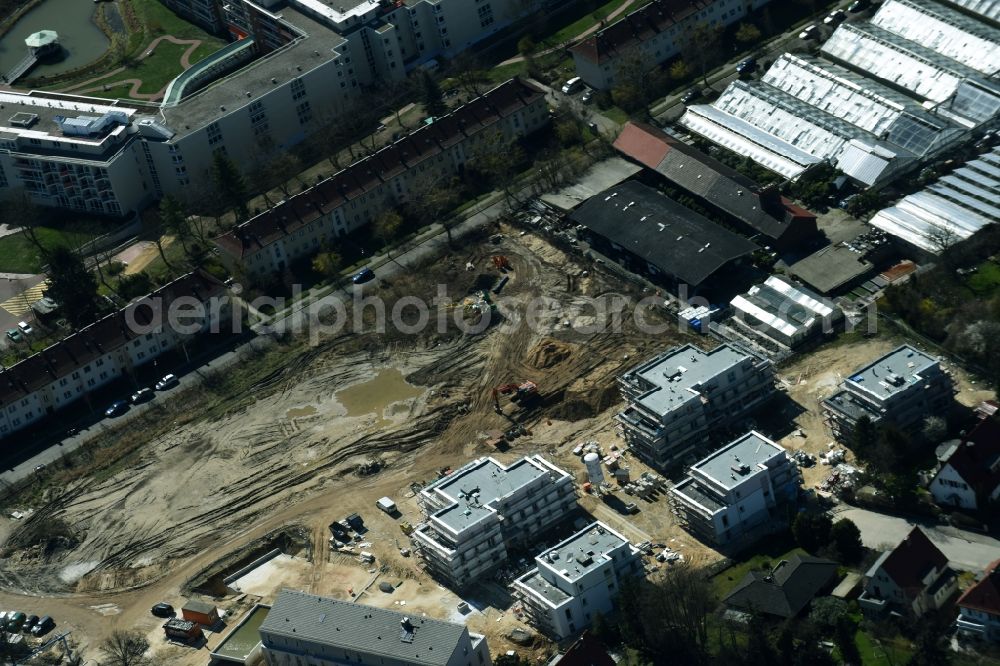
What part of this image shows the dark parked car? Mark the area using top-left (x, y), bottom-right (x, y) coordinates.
top-left (151, 603), bottom-right (174, 618)
top-left (31, 616), bottom-right (54, 637)
top-left (681, 89), bottom-right (700, 104)
top-left (352, 268), bottom-right (375, 285)
top-left (22, 614), bottom-right (38, 632)
top-left (736, 57), bottom-right (757, 74)
top-left (104, 400), bottom-right (129, 418)
top-left (6, 612), bottom-right (26, 632)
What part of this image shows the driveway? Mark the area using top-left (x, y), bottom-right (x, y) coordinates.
top-left (835, 506), bottom-right (1000, 572)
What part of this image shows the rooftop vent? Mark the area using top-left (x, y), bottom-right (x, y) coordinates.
top-left (9, 112), bottom-right (39, 128)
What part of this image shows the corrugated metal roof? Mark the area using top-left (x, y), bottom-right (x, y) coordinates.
top-left (944, 0), bottom-right (1000, 21)
top-left (871, 0), bottom-right (1000, 75)
top-left (678, 106), bottom-right (820, 179)
top-left (836, 140), bottom-right (897, 186)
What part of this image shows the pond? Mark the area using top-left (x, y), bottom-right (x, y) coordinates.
top-left (0, 0), bottom-right (110, 79)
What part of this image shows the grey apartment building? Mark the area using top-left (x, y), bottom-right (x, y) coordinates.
top-left (411, 455), bottom-right (576, 590)
top-left (822, 344), bottom-right (954, 441)
top-left (616, 343), bottom-right (776, 470)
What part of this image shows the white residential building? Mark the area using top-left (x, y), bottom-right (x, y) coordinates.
top-left (411, 455), bottom-right (576, 590)
top-left (570, 0), bottom-right (774, 90)
top-left (730, 275), bottom-right (842, 348)
top-left (0, 272), bottom-right (229, 439)
top-left (514, 522), bottom-right (641, 639)
top-left (822, 344), bottom-right (954, 442)
top-left (956, 558), bottom-right (1000, 643)
top-left (616, 343), bottom-right (776, 471)
top-left (930, 418), bottom-right (1000, 511)
top-left (259, 589), bottom-right (492, 666)
top-left (669, 431), bottom-right (799, 547)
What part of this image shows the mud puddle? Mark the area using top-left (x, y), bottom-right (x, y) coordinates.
top-left (334, 368), bottom-right (424, 425)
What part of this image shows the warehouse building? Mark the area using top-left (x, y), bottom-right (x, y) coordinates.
top-left (823, 344), bottom-right (954, 441)
top-left (514, 522), bottom-right (642, 639)
top-left (569, 181), bottom-right (758, 297)
top-left (868, 146), bottom-right (1000, 254)
top-left (612, 122), bottom-right (817, 250)
top-left (670, 431), bottom-right (799, 548)
top-left (260, 589), bottom-right (492, 666)
top-left (411, 455), bottom-right (576, 590)
top-left (730, 275), bottom-right (842, 348)
top-left (617, 343), bottom-right (776, 471)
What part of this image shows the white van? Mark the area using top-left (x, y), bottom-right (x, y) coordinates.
top-left (561, 77), bottom-right (583, 94)
top-left (376, 497), bottom-right (397, 514)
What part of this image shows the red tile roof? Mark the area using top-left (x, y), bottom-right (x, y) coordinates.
top-left (0, 271), bottom-right (225, 406)
top-left (214, 78), bottom-right (545, 258)
top-left (940, 418), bottom-right (1000, 494)
top-left (880, 527), bottom-right (949, 595)
top-left (958, 559), bottom-right (1000, 616)
top-left (571, 0), bottom-right (712, 65)
top-left (612, 121), bottom-right (671, 168)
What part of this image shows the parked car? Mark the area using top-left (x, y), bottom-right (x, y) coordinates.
top-left (735, 57), bottom-right (757, 74)
top-left (22, 614), bottom-right (38, 632)
top-left (6, 329), bottom-right (22, 342)
top-left (104, 400), bottom-right (129, 418)
top-left (848, 0), bottom-right (868, 12)
top-left (155, 374), bottom-right (179, 391)
top-left (31, 616), bottom-right (54, 637)
top-left (33, 464), bottom-right (45, 474)
top-left (151, 603), bottom-right (174, 618)
top-left (16, 321), bottom-right (33, 335)
top-left (798, 24), bottom-right (820, 39)
top-left (376, 497), bottom-right (397, 514)
top-left (352, 268), bottom-right (375, 285)
top-left (561, 76), bottom-right (583, 94)
top-left (681, 89), bottom-right (700, 104)
top-left (580, 89), bottom-right (593, 104)
top-left (824, 9), bottom-right (846, 24)
top-left (6, 612), bottom-right (26, 632)
top-left (130, 388), bottom-right (154, 404)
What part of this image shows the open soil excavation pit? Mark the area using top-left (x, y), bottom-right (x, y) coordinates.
top-left (0, 225), bottom-right (703, 657)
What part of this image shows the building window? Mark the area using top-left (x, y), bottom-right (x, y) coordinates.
top-left (296, 101), bottom-right (313, 125)
top-left (206, 122), bottom-right (223, 146)
top-left (478, 3), bottom-right (494, 27)
top-left (290, 78), bottom-right (307, 100)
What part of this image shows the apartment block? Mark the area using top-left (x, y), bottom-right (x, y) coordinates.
top-left (0, 272), bottom-right (228, 440)
top-left (513, 522), bottom-right (641, 639)
top-left (571, 0), bottom-right (774, 90)
top-left (822, 344), bottom-right (954, 442)
top-left (616, 343), bottom-right (776, 471)
top-left (411, 455), bottom-right (576, 590)
top-left (213, 78), bottom-right (548, 280)
top-left (260, 589), bottom-right (492, 666)
top-left (669, 431), bottom-right (799, 548)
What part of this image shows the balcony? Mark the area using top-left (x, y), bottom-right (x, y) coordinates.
top-left (858, 590), bottom-right (890, 616)
top-left (956, 615), bottom-right (987, 636)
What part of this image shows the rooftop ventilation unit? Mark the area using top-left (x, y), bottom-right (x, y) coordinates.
top-left (8, 112), bottom-right (38, 128)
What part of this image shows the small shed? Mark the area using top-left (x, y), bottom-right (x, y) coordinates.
top-left (182, 599), bottom-right (220, 626)
top-left (164, 618), bottom-right (203, 642)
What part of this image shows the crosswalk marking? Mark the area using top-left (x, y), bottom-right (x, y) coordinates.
top-left (1, 280), bottom-right (49, 317)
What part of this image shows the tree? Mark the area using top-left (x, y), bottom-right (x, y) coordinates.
top-left (809, 597), bottom-right (849, 630)
top-left (792, 511), bottom-right (833, 553)
top-left (1, 190), bottom-right (47, 254)
top-left (159, 194), bottom-right (191, 258)
top-left (312, 249), bottom-right (343, 279)
top-left (922, 416), bottom-right (947, 443)
top-left (406, 173), bottom-right (461, 244)
top-left (735, 22), bottom-right (762, 45)
top-left (669, 59), bottom-right (690, 81)
top-left (420, 71), bottom-right (447, 118)
top-left (829, 518), bottom-right (864, 564)
top-left (452, 53), bottom-right (491, 97)
top-left (556, 119), bottom-right (583, 146)
top-left (374, 209), bottom-right (404, 258)
top-left (99, 629), bottom-right (150, 666)
top-left (680, 23), bottom-right (723, 87)
top-left (45, 246), bottom-right (101, 329)
top-left (211, 151), bottom-right (250, 221)
top-left (517, 35), bottom-right (536, 56)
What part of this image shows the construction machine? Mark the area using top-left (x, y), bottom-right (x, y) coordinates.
top-left (492, 255), bottom-right (512, 272)
top-left (491, 381), bottom-right (538, 413)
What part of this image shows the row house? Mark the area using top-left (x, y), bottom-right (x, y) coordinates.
top-left (213, 77), bottom-right (549, 280)
top-left (0, 271), bottom-right (228, 440)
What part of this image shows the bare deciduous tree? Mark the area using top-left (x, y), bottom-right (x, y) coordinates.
top-left (99, 629), bottom-right (150, 666)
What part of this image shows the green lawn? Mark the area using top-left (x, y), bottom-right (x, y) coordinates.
top-left (132, 0), bottom-right (229, 44)
top-left (545, 0), bottom-right (642, 46)
top-left (0, 227), bottom-right (102, 274)
top-left (967, 260), bottom-right (1000, 297)
top-left (710, 543), bottom-right (806, 598)
top-left (854, 629), bottom-right (913, 665)
top-left (601, 106), bottom-right (631, 125)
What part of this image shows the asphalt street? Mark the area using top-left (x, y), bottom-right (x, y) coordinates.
top-left (836, 506), bottom-right (1000, 572)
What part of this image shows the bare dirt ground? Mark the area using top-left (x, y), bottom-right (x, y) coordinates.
top-left (772, 336), bottom-right (993, 489)
top-left (0, 225), bottom-right (705, 661)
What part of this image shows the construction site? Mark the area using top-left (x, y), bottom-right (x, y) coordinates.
top-left (0, 222), bottom-right (712, 662)
top-left (0, 212), bottom-right (991, 662)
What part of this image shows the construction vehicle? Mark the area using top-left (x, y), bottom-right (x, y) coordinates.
top-left (491, 381), bottom-right (538, 413)
top-left (492, 255), bottom-right (512, 271)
